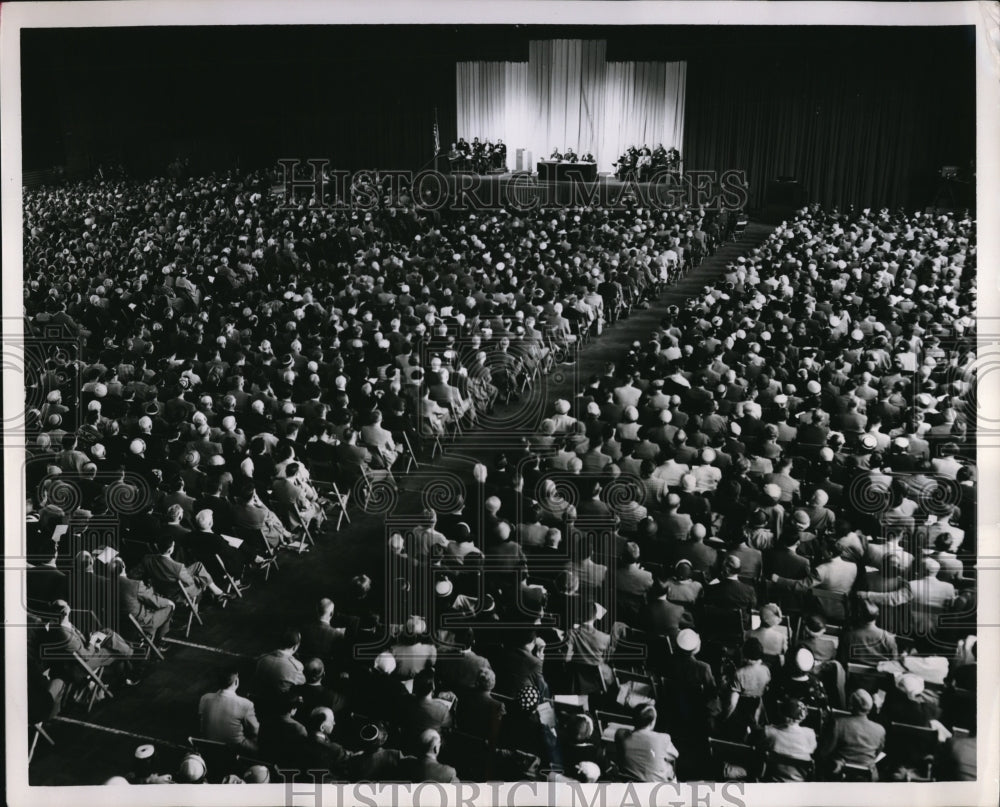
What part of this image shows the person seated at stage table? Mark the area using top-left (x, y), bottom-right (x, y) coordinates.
top-left (550, 147), bottom-right (563, 161)
top-left (653, 143), bottom-right (667, 165)
top-left (580, 151), bottom-right (595, 163)
top-left (564, 147), bottom-right (578, 163)
top-left (666, 146), bottom-right (681, 168)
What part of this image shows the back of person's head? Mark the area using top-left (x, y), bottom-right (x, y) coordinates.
top-left (476, 667), bottom-right (496, 692)
top-left (804, 614), bottom-right (826, 635)
top-left (280, 628), bottom-right (301, 651)
top-left (413, 668), bottom-right (435, 698)
top-left (304, 658), bottom-right (325, 683)
top-left (847, 688), bottom-right (874, 716)
top-left (742, 637), bottom-right (764, 661)
top-left (218, 667), bottom-right (240, 690)
top-left (570, 713), bottom-right (595, 743)
top-left (622, 541), bottom-right (641, 565)
top-left (633, 703), bottom-right (657, 730)
top-left (419, 729), bottom-right (441, 755)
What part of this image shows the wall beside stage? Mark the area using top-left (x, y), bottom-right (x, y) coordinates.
top-left (22, 25), bottom-right (974, 212)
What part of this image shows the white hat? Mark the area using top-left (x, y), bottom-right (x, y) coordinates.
top-left (554, 399), bottom-right (571, 414)
top-left (859, 433), bottom-right (878, 451)
top-left (676, 629), bottom-right (701, 652)
top-left (764, 483), bottom-right (781, 500)
top-left (129, 438), bottom-right (145, 455)
top-left (586, 402), bottom-right (601, 416)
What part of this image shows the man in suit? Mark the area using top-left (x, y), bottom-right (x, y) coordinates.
top-left (199, 667), bottom-right (260, 752)
top-left (615, 704), bottom-right (679, 782)
top-left (132, 536), bottom-right (228, 606)
top-left (656, 493), bottom-right (693, 543)
top-left (299, 598), bottom-right (347, 666)
top-left (764, 532), bottom-right (812, 581)
top-left (705, 555), bottom-right (757, 611)
top-left (839, 602), bottom-right (899, 666)
top-left (293, 658), bottom-right (343, 720)
top-left (436, 629), bottom-right (492, 694)
top-left (255, 629), bottom-right (307, 703)
top-left (406, 729), bottom-right (459, 783)
top-left (186, 509), bottom-right (249, 584)
top-left (615, 542), bottom-right (654, 598)
top-left (106, 556), bottom-right (174, 645)
top-left (643, 584), bottom-right (694, 639)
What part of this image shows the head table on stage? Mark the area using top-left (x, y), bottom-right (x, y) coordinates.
top-left (536, 160), bottom-right (598, 182)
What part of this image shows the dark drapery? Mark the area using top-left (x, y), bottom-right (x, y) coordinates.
top-left (683, 29), bottom-right (975, 210)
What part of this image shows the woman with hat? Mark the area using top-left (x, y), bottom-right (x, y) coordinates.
top-left (816, 688), bottom-right (885, 779)
top-left (770, 646), bottom-right (829, 717)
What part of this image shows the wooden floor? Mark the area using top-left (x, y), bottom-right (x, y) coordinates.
top-left (26, 223), bottom-right (774, 786)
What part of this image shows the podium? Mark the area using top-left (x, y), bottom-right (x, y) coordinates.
top-left (514, 148), bottom-right (533, 174)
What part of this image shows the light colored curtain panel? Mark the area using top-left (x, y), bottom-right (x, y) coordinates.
top-left (601, 61), bottom-right (686, 173)
top-left (457, 41), bottom-right (685, 171)
top-left (455, 61), bottom-right (506, 142)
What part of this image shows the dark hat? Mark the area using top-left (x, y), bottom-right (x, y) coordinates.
top-left (358, 722), bottom-right (388, 749)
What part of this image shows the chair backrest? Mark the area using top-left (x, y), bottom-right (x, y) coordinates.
top-left (708, 737), bottom-right (764, 780)
top-left (765, 751), bottom-right (815, 781)
top-left (595, 709), bottom-right (636, 742)
top-left (697, 605), bottom-right (746, 640)
top-left (888, 721), bottom-right (940, 759)
top-left (847, 663), bottom-right (894, 697)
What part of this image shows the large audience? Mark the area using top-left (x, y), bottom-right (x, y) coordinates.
top-left (23, 169), bottom-right (977, 785)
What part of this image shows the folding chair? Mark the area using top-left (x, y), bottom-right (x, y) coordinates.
top-left (595, 709), bottom-right (636, 746)
top-left (398, 431), bottom-right (420, 473)
top-left (613, 668), bottom-right (658, 708)
top-left (28, 720), bottom-right (56, 763)
top-left (70, 651), bottom-right (114, 713)
top-left (127, 613), bottom-right (166, 661)
top-left (437, 729), bottom-right (491, 781)
top-left (421, 417), bottom-right (445, 458)
top-left (888, 722), bottom-right (940, 780)
top-left (846, 663), bottom-right (894, 703)
top-left (708, 737), bottom-right (764, 781)
top-left (212, 553), bottom-right (246, 598)
top-left (176, 581), bottom-right (205, 638)
top-left (838, 752), bottom-right (886, 782)
top-left (763, 752), bottom-right (814, 782)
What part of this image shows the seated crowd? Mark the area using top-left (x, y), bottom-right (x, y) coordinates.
top-left (22, 172), bottom-right (977, 783)
top-left (88, 202), bottom-right (975, 785)
top-left (22, 170), bottom-right (737, 780)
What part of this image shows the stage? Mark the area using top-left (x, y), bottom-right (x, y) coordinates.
top-left (440, 170), bottom-right (742, 210)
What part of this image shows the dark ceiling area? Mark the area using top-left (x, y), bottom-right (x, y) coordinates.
top-left (21, 24), bottom-right (975, 209)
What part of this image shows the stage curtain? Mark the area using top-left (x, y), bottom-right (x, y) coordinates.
top-left (457, 40), bottom-right (686, 172)
top-left (601, 61), bottom-right (686, 174)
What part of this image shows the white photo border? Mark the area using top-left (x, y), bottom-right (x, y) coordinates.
top-left (3, 2), bottom-right (998, 806)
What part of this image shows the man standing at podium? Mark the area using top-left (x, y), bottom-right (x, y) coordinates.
top-left (494, 139), bottom-right (507, 171)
